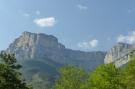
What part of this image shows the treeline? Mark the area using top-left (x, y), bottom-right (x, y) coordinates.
top-left (1, 52), bottom-right (135, 89)
top-left (54, 55), bottom-right (135, 89)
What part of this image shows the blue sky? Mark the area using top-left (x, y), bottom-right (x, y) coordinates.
top-left (0, 0), bottom-right (135, 51)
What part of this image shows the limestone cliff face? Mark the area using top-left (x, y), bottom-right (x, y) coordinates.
top-left (7, 31), bottom-right (106, 70)
top-left (7, 31), bottom-right (65, 60)
top-left (104, 43), bottom-right (134, 67)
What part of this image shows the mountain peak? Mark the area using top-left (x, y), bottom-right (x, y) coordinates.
top-left (6, 31), bottom-right (106, 71)
top-left (104, 42), bottom-right (134, 67)
top-left (7, 31), bottom-right (65, 59)
top-left (22, 31), bottom-right (33, 35)
top-left (22, 31), bottom-right (58, 42)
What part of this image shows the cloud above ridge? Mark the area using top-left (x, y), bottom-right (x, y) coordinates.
top-left (34, 17), bottom-right (56, 27)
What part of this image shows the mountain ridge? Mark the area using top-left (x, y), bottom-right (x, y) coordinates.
top-left (7, 31), bottom-right (106, 70)
top-left (5, 31), bottom-right (135, 89)
top-left (5, 31), bottom-right (107, 86)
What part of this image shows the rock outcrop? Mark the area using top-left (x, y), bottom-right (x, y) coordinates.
top-left (104, 42), bottom-right (135, 67)
top-left (7, 31), bottom-right (106, 71)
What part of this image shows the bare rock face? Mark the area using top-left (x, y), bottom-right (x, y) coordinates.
top-left (7, 31), bottom-right (65, 60)
top-left (104, 43), bottom-right (134, 67)
top-left (7, 31), bottom-right (106, 71)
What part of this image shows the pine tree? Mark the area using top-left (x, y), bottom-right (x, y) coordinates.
top-left (0, 51), bottom-right (32, 89)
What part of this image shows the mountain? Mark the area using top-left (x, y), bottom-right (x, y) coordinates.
top-left (6, 31), bottom-right (106, 88)
top-left (7, 31), bottom-right (106, 70)
top-left (6, 32), bottom-right (135, 88)
top-left (104, 42), bottom-right (135, 67)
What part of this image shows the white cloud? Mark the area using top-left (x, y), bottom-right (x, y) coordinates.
top-left (78, 39), bottom-right (98, 49)
top-left (77, 4), bottom-right (88, 10)
top-left (33, 17), bottom-right (56, 27)
top-left (117, 31), bottom-right (135, 44)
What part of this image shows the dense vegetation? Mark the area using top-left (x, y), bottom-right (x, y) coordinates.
top-left (54, 54), bottom-right (135, 89)
top-left (1, 52), bottom-right (135, 89)
top-left (0, 52), bottom-right (32, 89)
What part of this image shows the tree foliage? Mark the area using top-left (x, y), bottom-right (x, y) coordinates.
top-left (0, 52), bottom-right (32, 89)
top-left (120, 56), bottom-right (135, 89)
top-left (87, 64), bottom-right (121, 89)
top-left (54, 65), bottom-right (88, 89)
top-left (54, 52), bottom-right (135, 89)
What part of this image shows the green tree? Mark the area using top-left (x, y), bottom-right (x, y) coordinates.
top-left (54, 65), bottom-right (88, 89)
top-left (87, 64), bottom-right (121, 89)
top-left (0, 52), bottom-right (32, 89)
top-left (53, 50), bottom-right (135, 89)
top-left (120, 54), bottom-right (135, 89)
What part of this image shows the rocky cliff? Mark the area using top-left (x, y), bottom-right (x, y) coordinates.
top-left (104, 42), bottom-right (135, 67)
top-left (7, 31), bottom-right (106, 71)
top-left (7, 31), bottom-right (65, 60)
